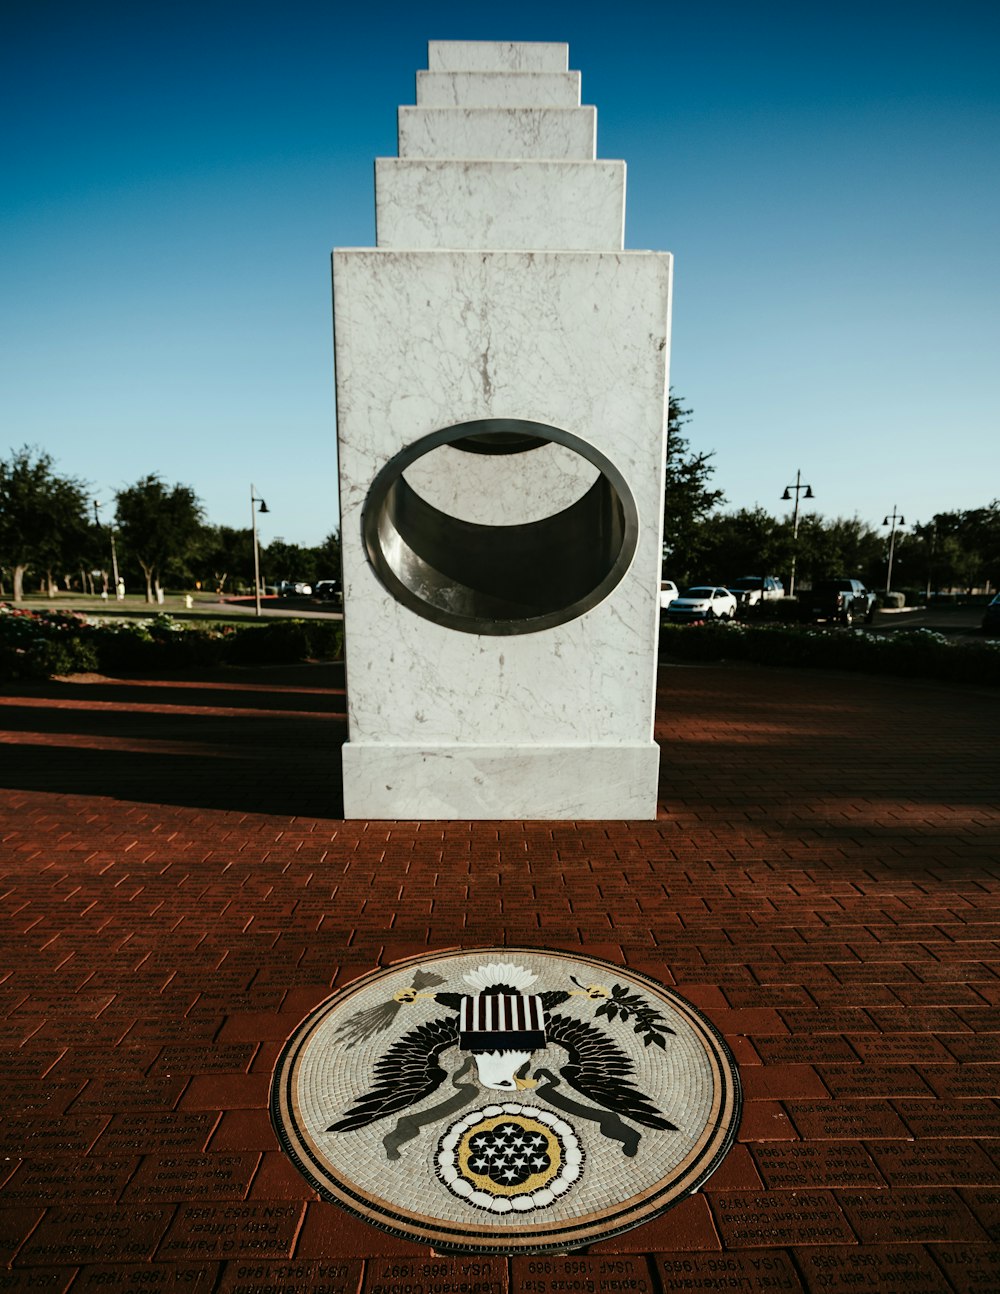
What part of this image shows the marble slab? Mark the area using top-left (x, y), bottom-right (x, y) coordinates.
top-left (333, 41), bottom-right (672, 820)
top-left (333, 248), bottom-right (671, 748)
top-left (427, 41), bottom-right (569, 73)
top-left (401, 441), bottom-right (600, 526)
top-left (415, 71), bottom-right (582, 108)
top-left (375, 159), bottom-right (625, 251)
top-left (398, 107), bottom-right (597, 160)
top-left (342, 742), bottom-right (660, 820)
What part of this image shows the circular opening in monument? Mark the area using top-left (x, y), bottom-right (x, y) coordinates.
top-left (362, 418), bottom-right (639, 636)
top-left (449, 423), bottom-right (548, 455)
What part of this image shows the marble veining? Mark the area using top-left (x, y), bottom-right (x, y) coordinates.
top-left (398, 107), bottom-right (597, 161)
top-left (333, 41), bottom-right (672, 818)
top-left (334, 248), bottom-right (670, 749)
top-left (375, 159), bottom-right (625, 251)
top-left (342, 743), bottom-right (660, 820)
top-left (427, 41), bottom-right (569, 73)
top-left (415, 71), bottom-right (582, 109)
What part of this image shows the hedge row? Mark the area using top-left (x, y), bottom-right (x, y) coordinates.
top-left (5, 605), bottom-right (996, 688)
top-left (660, 621), bottom-right (1000, 686)
top-left (0, 607), bottom-right (344, 680)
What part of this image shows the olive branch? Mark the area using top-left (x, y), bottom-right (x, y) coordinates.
top-left (572, 977), bottom-right (675, 1049)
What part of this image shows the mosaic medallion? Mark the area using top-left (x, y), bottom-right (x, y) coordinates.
top-left (270, 948), bottom-right (741, 1252)
top-left (436, 1104), bottom-right (581, 1213)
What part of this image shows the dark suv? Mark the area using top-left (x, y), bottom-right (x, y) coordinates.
top-left (803, 579), bottom-right (877, 627)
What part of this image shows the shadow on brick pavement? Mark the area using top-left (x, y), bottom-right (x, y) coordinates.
top-left (1, 659), bottom-right (999, 1292)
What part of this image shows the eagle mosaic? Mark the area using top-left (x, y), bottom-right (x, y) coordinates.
top-left (270, 947), bottom-right (741, 1252)
top-left (327, 960), bottom-right (677, 1169)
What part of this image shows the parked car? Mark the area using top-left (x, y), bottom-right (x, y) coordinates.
top-left (664, 585), bottom-right (738, 621)
top-left (802, 578), bottom-right (877, 627)
top-left (983, 594), bottom-right (1000, 635)
top-left (726, 575), bottom-right (785, 607)
top-left (278, 580), bottom-right (313, 597)
top-left (313, 579), bottom-right (342, 603)
top-left (659, 579), bottom-right (679, 609)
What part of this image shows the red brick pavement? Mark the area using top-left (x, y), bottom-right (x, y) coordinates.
top-left (1, 660), bottom-right (999, 1291)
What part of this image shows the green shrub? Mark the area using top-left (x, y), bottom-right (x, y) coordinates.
top-left (224, 618), bottom-right (343, 665)
top-left (225, 620), bottom-right (310, 664)
top-left (0, 604), bottom-right (344, 680)
top-left (0, 634), bottom-right (99, 679)
top-left (0, 606), bottom-right (98, 679)
top-left (659, 621), bottom-right (1000, 686)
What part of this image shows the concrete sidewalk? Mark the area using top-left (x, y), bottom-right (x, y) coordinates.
top-left (1, 660), bottom-right (998, 1291)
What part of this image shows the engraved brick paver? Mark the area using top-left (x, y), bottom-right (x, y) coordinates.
top-left (1, 659), bottom-right (998, 1288)
top-left (794, 1245), bottom-right (948, 1291)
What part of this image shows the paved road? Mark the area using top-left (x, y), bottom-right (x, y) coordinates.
top-left (869, 604), bottom-right (986, 636)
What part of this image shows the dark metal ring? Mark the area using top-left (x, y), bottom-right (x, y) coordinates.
top-left (361, 418), bottom-right (639, 636)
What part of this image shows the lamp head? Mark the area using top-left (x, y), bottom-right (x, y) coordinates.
top-left (781, 488), bottom-right (791, 501)
top-left (258, 500), bottom-right (270, 514)
top-left (804, 486), bottom-right (814, 499)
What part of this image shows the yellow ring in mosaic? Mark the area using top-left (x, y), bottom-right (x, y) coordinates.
top-left (457, 1115), bottom-right (562, 1195)
top-left (435, 1103), bottom-right (582, 1214)
top-left (270, 947), bottom-right (742, 1253)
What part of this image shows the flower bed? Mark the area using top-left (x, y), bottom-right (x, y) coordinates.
top-left (659, 621), bottom-right (1000, 686)
top-left (0, 606), bottom-right (344, 680)
top-left (0, 607), bottom-right (100, 678)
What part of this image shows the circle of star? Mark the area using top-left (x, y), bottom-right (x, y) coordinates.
top-left (436, 1104), bottom-right (583, 1214)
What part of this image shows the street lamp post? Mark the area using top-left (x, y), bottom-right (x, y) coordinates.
top-left (93, 500), bottom-right (120, 593)
top-left (250, 485), bottom-right (269, 617)
top-left (882, 506), bottom-right (906, 595)
top-left (924, 520), bottom-right (937, 601)
top-left (781, 470), bottom-right (814, 598)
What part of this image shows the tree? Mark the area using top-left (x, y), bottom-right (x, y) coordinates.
top-left (947, 502), bottom-right (1000, 592)
top-left (793, 515), bottom-right (885, 589)
top-left (695, 507), bottom-right (789, 583)
top-left (916, 505), bottom-right (1000, 594)
top-left (196, 524), bottom-right (252, 594)
top-left (661, 394), bottom-right (725, 584)
top-left (314, 529), bottom-right (342, 579)
top-left (262, 537), bottom-right (322, 586)
top-left (115, 475), bottom-right (204, 603)
top-left (0, 446), bottom-right (90, 602)
top-left (966, 502), bottom-right (1000, 591)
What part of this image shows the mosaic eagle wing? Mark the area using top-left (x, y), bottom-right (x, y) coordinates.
top-left (544, 1011), bottom-right (677, 1131)
top-left (326, 1015), bottom-right (459, 1133)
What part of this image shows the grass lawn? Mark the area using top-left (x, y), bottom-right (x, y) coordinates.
top-left (6, 591), bottom-right (340, 622)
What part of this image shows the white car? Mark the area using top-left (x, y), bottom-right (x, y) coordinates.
top-left (659, 580), bottom-right (679, 609)
top-left (664, 585), bottom-right (738, 621)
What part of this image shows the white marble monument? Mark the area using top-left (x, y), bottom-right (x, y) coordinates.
top-left (334, 41), bottom-right (672, 820)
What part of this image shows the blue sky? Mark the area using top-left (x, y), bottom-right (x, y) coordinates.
top-left (3, 0), bottom-right (997, 548)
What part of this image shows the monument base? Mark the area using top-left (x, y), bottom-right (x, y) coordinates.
top-left (341, 742), bottom-right (660, 820)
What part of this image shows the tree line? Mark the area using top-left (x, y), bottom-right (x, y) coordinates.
top-left (664, 397), bottom-right (999, 595)
top-left (0, 447), bottom-right (340, 603)
top-left (3, 418), bottom-right (997, 606)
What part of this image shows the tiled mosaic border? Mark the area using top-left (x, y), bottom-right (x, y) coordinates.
top-left (270, 947), bottom-right (742, 1253)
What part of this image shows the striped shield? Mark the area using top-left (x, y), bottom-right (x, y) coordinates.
top-left (458, 994), bottom-right (547, 1052)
